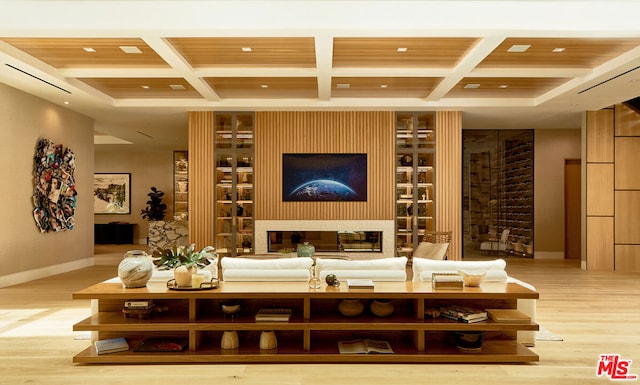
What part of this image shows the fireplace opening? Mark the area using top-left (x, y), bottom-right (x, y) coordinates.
top-left (267, 231), bottom-right (382, 253)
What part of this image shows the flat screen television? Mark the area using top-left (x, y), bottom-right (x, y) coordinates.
top-left (282, 153), bottom-right (367, 202)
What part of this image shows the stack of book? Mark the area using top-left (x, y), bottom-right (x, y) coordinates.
top-left (94, 337), bottom-right (129, 355)
top-left (346, 279), bottom-right (375, 289)
top-left (254, 308), bottom-right (292, 322)
top-left (124, 299), bottom-right (154, 310)
top-left (440, 305), bottom-right (488, 323)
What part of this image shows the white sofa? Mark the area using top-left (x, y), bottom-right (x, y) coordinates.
top-left (315, 256), bottom-right (407, 282)
top-left (412, 258), bottom-right (537, 346)
top-left (221, 256), bottom-right (313, 281)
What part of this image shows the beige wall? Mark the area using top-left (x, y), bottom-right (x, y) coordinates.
top-left (0, 83), bottom-right (94, 287)
top-left (534, 129), bottom-right (581, 259)
top-left (94, 145), bottom-right (184, 244)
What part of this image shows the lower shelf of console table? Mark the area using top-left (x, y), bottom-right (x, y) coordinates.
top-left (72, 281), bottom-right (539, 364)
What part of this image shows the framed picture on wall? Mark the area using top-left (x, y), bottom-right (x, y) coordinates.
top-left (93, 173), bottom-right (131, 214)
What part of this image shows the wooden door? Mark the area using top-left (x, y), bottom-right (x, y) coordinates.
top-left (565, 159), bottom-right (581, 259)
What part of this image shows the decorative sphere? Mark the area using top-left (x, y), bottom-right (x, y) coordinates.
top-left (325, 274), bottom-right (338, 286)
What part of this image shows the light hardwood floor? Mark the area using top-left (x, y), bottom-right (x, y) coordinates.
top-left (1, 246), bottom-right (639, 385)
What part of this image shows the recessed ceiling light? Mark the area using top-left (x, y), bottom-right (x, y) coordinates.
top-left (336, 83), bottom-right (350, 89)
top-left (241, 47), bottom-right (252, 52)
top-left (260, 84), bottom-right (269, 88)
top-left (83, 47), bottom-right (96, 53)
top-left (397, 47), bottom-right (408, 52)
top-left (63, 101), bottom-right (70, 105)
top-left (119, 46), bottom-right (142, 54)
top-left (380, 84), bottom-right (388, 88)
top-left (552, 48), bottom-right (566, 53)
top-left (507, 44), bottom-right (531, 53)
top-left (141, 85), bottom-right (150, 89)
top-left (464, 83), bottom-right (480, 89)
top-left (499, 84), bottom-right (509, 88)
top-left (169, 84), bottom-right (186, 90)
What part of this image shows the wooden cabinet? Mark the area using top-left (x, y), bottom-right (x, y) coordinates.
top-left (214, 112), bottom-right (254, 257)
top-left (395, 112), bottom-right (436, 259)
top-left (173, 150), bottom-right (189, 220)
top-left (72, 281), bottom-right (538, 364)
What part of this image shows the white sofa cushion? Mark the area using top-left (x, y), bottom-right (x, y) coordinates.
top-left (413, 242), bottom-right (449, 260)
top-left (221, 257), bottom-right (313, 281)
top-left (412, 258), bottom-right (508, 282)
top-left (316, 257), bottom-right (407, 282)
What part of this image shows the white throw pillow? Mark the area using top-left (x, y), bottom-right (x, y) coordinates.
top-left (221, 256), bottom-right (313, 270)
top-left (412, 258), bottom-right (508, 282)
top-left (315, 256), bottom-right (407, 271)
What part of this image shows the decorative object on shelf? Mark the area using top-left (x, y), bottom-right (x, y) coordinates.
top-left (33, 138), bottom-right (78, 232)
top-left (153, 243), bottom-right (217, 287)
top-left (308, 265), bottom-right (321, 289)
top-left (338, 299), bottom-right (364, 317)
top-left (117, 250), bottom-right (153, 288)
top-left (457, 270), bottom-right (486, 287)
top-left (166, 278), bottom-right (218, 290)
top-left (221, 331), bottom-right (239, 350)
top-left (325, 274), bottom-right (340, 287)
top-left (399, 154), bottom-right (413, 166)
top-left (93, 173), bottom-right (130, 215)
top-left (296, 241), bottom-right (315, 258)
top-left (370, 299), bottom-right (394, 317)
top-left (454, 331), bottom-right (484, 353)
top-left (220, 302), bottom-right (241, 318)
top-left (259, 331), bottom-right (277, 350)
top-left (140, 187), bottom-right (166, 220)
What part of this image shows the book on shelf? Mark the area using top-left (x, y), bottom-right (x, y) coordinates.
top-left (133, 337), bottom-right (188, 352)
top-left (440, 305), bottom-right (488, 323)
top-left (338, 339), bottom-right (394, 354)
top-left (346, 279), bottom-right (375, 289)
top-left (486, 308), bottom-right (531, 323)
top-left (124, 299), bottom-right (154, 309)
top-left (255, 308), bottom-right (292, 322)
top-left (94, 337), bottom-right (129, 355)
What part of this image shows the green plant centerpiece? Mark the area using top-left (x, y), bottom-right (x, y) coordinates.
top-left (153, 244), bottom-right (216, 287)
top-left (141, 187), bottom-right (167, 220)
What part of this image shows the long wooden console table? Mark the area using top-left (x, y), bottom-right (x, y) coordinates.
top-left (72, 281), bottom-right (539, 364)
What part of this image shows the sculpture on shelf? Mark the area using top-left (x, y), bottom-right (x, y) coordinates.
top-left (140, 187), bottom-right (166, 221)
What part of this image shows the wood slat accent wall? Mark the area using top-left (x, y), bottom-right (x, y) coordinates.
top-left (585, 108), bottom-right (615, 270)
top-left (254, 111), bottom-right (395, 220)
top-left (435, 111), bottom-right (462, 261)
top-left (188, 111), bottom-right (215, 248)
top-left (585, 105), bottom-right (640, 272)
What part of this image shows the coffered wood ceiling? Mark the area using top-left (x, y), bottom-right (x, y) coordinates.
top-left (1, 1), bottom-right (640, 145)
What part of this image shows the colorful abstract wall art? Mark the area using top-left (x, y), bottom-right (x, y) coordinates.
top-left (32, 138), bottom-right (77, 232)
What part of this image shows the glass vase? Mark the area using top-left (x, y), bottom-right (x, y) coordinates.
top-left (308, 266), bottom-right (321, 289)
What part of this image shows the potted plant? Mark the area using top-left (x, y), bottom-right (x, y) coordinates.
top-left (152, 244), bottom-right (216, 286)
top-left (141, 187), bottom-right (167, 221)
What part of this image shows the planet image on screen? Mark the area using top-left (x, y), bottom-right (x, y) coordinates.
top-left (287, 179), bottom-right (357, 201)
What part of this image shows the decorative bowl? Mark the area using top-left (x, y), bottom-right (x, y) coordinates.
top-left (457, 270), bottom-right (485, 287)
top-left (220, 302), bottom-right (241, 317)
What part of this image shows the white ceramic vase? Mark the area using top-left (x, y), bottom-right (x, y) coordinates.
top-left (221, 331), bottom-right (239, 350)
top-left (259, 331), bottom-right (277, 350)
top-left (117, 250), bottom-right (153, 288)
